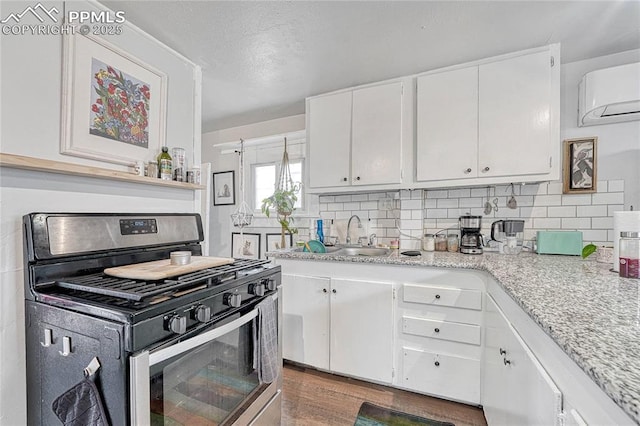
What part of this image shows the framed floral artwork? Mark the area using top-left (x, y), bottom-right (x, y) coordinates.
top-left (61, 33), bottom-right (167, 166)
top-left (563, 137), bottom-right (598, 194)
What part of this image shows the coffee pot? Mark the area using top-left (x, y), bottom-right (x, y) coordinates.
top-left (491, 220), bottom-right (525, 254)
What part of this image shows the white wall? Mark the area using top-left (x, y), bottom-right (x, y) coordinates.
top-left (0, 1), bottom-right (200, 424)
top-left (560, 49), bottom-right (640, 210)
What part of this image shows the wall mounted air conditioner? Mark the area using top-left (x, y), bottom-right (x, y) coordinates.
top-left (578, 62), bottom-right (640, 127)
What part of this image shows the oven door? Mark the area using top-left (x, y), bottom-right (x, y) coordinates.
top-left (130, 294), bottom-right (280, 425)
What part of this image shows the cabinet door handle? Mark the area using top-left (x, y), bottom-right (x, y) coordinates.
top-left (483, 166), bottom-right (490, 172)
top-left (342, 177), bottom-right (348, 182)
top-left (435, 294), bottom-right (441, 299)
top-left (332, 289), bottom-right (337, 294)
top-left (322, 288), bottom-right (327, 293)
top-left (434, 361), bottom-right (440, 367)
top-left (499, 348), bottom-right (507, 356)
top-left (355, 176), bottom-right (361, 181)
top-left (59, 336), bottom-right (71, 357)
top-left (434, 328), bottom-right (440, 333)
top-left (41, 328), bottom-right (52, 348)
top-left (464, 168), bottom-right (472, 174)
top-left (503, 358), bottom-right (511, 366)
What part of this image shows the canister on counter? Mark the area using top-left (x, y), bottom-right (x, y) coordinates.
top-left (435, 234), bottom-right (447, 251)
top-left (447, 234), bottom-right (459, 252)
top-left (619, 232), bottom-right (640, 279)
top-left (423, 234), bottom-right (435, 251)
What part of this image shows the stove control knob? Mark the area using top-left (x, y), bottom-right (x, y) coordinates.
top-left (194, 305), bottom-right (211, 323)
top-left (249, 283), bottom-right (265, 297)
top-left (264, 279), bottom-right (276, 291)
top-left (224, 293), bottom-right (242, 308)
top-left (167, 315), bottom-right (187, 335)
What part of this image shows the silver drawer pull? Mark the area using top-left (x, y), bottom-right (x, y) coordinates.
top-left (41, 328), bottom-right (52, 347)
top-left (435, 294), bottom-right (441, 299)
top-left (59, 336), bottom-right (71, 357)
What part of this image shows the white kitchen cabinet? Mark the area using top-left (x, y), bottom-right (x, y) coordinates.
top-left (281, 274), bottom-right (330, 369)
top-left (416, 45), bottom-right (558, 186)
top-left (307, 81), bottom-right (403, 189)
top-left (483, 295), bottom-right (562, 426)
top-left (330, 278), bottom-right (394, 383)
top-left (281, 273), bottom-right (394, 383)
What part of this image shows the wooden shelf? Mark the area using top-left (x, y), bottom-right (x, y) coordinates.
top-left (0, 153), bottom-right (205, 190)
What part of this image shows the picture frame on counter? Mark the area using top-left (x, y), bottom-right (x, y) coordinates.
top-left (231, 232), bottom-right (260, 259)
top-left (213, 170), bottom-right (236, 206)
top-left (61, 33), bottom-right (167, 166)
top-left (265, 233), bottom-right (294, 257)
top-left (563, 137), bottom-right (598, 194)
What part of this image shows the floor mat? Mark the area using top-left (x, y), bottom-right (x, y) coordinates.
top-left (354, 402), bottom-right (455, 426)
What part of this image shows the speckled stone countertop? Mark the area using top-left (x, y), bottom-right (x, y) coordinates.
top-left (268, 249), bottom-right (640, 423)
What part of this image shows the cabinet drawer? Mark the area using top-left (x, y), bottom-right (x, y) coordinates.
top-left (403, 316), bottom-right (481, 346)
top-left (404, 284), bottom-right (482, 310)
top-left (402, 347), bottom-right (480, 404)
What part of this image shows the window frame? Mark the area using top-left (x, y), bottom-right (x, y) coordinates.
top-left (250, 157), bottom-right (305, 215)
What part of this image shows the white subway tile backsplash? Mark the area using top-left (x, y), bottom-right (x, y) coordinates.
top-left (562, 217), bottom-right (591, 229)
top-left (426, 190), bottom-right (449, 199)
top-left (547, 182), bottom-right (563, 195)
top-left (533, 218), bottom-right (561, 229)
top-left (402, 199), bottom-right (422, 210)
top-left (577, 205), bottom-right (608, 217)
top-left (596, 180), bottom-right (608, 193)
top-left (534, 195), bottom-right (562, 206)
top-left (317, 179), bottom-right (623, 246)
top-left (582, 230), bottom-right (608, 243)
top-left (592, 192), bottom-right (624, 205)
top-left (608, 180), bottom-right (624, 192)
top-left (608, 205), bottom-right (625, 215)
top-left (561, 194), bottom-right (592, 206)
top-left (547, 206), bottom-right (576, 218)
top-left (437, 198), bottom-right (459, 209)
top-left (592, 217), bottom-right (614, 229)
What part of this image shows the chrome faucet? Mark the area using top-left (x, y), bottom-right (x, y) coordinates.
top-left (346, 215), bottom-right (362, 244)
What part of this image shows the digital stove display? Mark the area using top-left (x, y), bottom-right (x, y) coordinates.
top-left (119, 218), bottom-right (158, 235)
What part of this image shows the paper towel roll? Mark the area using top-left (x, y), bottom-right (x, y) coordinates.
top-left (613, 211), bottom-right (640, 271)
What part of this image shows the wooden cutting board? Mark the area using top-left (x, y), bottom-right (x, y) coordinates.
top-left (104, 256), bottom-right (235, 280)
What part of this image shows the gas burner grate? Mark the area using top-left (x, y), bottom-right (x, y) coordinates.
top-left (55, 258), bottom-right (272, 302)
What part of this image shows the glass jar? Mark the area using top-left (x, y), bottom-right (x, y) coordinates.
top-left (447, 234), bottom-right (459, 253)
top-left (423, 234), bottom-right (435, 252)
top-left (171, 147), bottom-right (186, 182)
top-left (619, 231), bottom-right (640, 279)
top-left (146, 161), bottom-right (158, 178)
top-left (435, 234), bottom-right (447, 251)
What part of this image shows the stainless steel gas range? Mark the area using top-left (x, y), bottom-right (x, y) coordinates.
top-left (23, 213), bottom-right (282, 425)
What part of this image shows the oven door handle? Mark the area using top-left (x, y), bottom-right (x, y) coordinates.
top-left (129, 293), bottom-right (277, 426)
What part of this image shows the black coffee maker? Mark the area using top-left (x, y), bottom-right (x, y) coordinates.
top-left (459, 215), bottom-right (483, 254)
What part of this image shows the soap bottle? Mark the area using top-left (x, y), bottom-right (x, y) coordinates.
top-left (316, 219), bottom-right (324, 244)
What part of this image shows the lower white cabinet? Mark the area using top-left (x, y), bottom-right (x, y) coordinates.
top-left (483, 295), bottom-right (562, 426)
top-left (281, 273), bottom-right (394, 383)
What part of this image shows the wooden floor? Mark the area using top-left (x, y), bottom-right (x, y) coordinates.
top-left (281, 363), bottom-right (487, 426)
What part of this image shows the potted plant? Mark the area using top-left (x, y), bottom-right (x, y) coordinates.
top-left (261, 184), bottom-right (300, 249)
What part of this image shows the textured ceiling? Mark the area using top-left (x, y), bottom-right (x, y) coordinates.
top-left (100, 1), bottom-right (640, 132)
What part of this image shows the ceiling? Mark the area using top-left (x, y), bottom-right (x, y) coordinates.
top-left (100, 1), bottom-right (640, 133)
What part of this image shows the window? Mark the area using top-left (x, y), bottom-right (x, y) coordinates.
top-left (253, 160), bottom-right (304, 211)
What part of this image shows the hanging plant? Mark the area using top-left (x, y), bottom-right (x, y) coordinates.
top-left (261, 137), bottom-right (300, 248)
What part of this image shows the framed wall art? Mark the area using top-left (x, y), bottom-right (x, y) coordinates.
top-left (563, 137), bottom-right (598, 194)
top-left (231, 232), bottom-right (260, 259)
top-left (265, 232), bottom-right (293, 256)
top-left (61, 33), bottom-right (167, 166)
top-left (213, 170), bottom-right (236, 206)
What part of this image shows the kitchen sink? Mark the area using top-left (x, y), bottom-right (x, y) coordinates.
top-left (333, 247), bottom-right (391, 257)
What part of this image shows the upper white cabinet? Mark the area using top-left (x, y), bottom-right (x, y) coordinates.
top-left (416, 45), bottom-right (560, 186)
top-left (307, 81), bottom-right (403, 189)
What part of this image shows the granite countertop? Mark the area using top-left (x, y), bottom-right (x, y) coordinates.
top-left (268, 249), bottom-right (640, 423)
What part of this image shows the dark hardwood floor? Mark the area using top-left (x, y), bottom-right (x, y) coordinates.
top-left (281, 362), bottom-right (487, 425)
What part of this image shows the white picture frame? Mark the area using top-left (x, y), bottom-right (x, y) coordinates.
top-left (61, 33), bottom-right (167, 166)
top-left (265, 233), bottom-right (293, 257)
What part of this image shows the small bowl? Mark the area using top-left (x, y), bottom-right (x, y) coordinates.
top-left (170, 251), bottom-right (192, 265)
